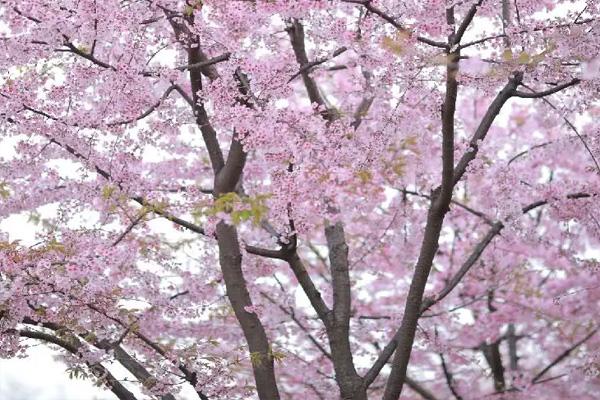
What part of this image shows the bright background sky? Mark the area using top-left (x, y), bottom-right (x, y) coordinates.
top-left (0, 346), bottom-right (112, 400)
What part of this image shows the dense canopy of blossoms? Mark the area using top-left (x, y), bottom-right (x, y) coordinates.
top-left (1, 0), bottom-right (600, 399)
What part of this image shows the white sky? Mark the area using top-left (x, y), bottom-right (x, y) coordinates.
top-left (0, 346), bottom-right (112, 400)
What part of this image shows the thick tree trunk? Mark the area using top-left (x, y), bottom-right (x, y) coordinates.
top-left (217, 222), bottom-right (280, 400)
top-left (325, 223), bottom-right (366, 400)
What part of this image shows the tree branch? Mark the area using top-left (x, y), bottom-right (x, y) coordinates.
top-left (323, 222), bottom-right (364, 397)
top-left (81, 303), bottom-right (209, 399)
top-left (102, 342), bottom-right (178, 400)
top-left (176, 52), bottom-right (232, 72)
top-left (513, 79), bottom-right (580, 98)
top-left (482, 340), bottom-right (506, 392)
top-left (438, 46), bottom-right (459, 210)
top-left (458, 18), bottom-right (596, 50)
top-left (63, 40), bottom-right (116, 70)
top-left (517, 82), bottom-right (599, 174)
top-left (18, 329), bottom-right (139, 400)
top-left (341, 0), bottom-right (448, 48)
top-left (380, 16), bottom-right (462, 396)
top-left (107, 85), bottom-right (178, 127)
top-left (367, 191), bottom-right (593, 390)
top-left (287, 19), bottom-right (365, 397)
top-left (42, 134), bottom-right (208, 237)
top-left (522, 192), bottom-right (593, 213)
top-left (288, 47), bottom-right (348, 83)
top-left (453, 71), bottom-right (523, 185)
top-left (261, 291), bottom-right (332, 361)
top-left (111, 212), bottom-right (147, 246)
top-left (21, 318), bottom-right (183, 400)
top-left (287, 252), bottom-right (332, 326)
top-left (400, 189), bottom-right (495, 225)
top-left (405, 377), bottom-right (440, 400)
top-left (423, 192), bottom-right (593, 313)
top-left (506, 324), bottom-right (519, 371)
top-left (326, 222), bottom-right (352, 328)
top-left (286, 19), bottom-right (339, 121)
top-left (532, 328), bottom-right (598, 383)
top-left (422, 222), bottom-right (504, 314)
top-left (59, 141), bottom-right (205, 232)
top-left (440, 353), bottom-right (464, 400)
top-left (6, 105), bottom-right (208, 237)
top-left (164, 12), bottom-right (280, 397)
top-left (214, 133), bottom-right (247, 195)
top-left (186, 44), bottom-right (226, 175)
top-left (453, 0), bottom-right (484, 46)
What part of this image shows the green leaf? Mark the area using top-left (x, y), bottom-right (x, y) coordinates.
top-left (83, 332), bottom-right (96, 342)
top-left (356, 169), bottom-right (372, 183)
top-left (250, 351), bottom-right (264, 367)
top-left (66, 366), bottom-right (89, 381)
top-left (201, 192), bottom-right (270, 226)
top-left (381, 31), bottom-right (411, 55)
top-left (143, 377), bottom-right (158, 388)
top-left (270, 350), bottom-right (286, 363)
top-left (101, 185), bottom-right (115, 199)
top-left (517, 51), bottom-right (531, 65)
top-left (0, 182), bottom-right (9, 199)
top-left (45, 238), bottom-right (67, 254)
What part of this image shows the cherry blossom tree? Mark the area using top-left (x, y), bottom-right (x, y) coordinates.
top-left (1, 0), bottom-right (600, 399)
